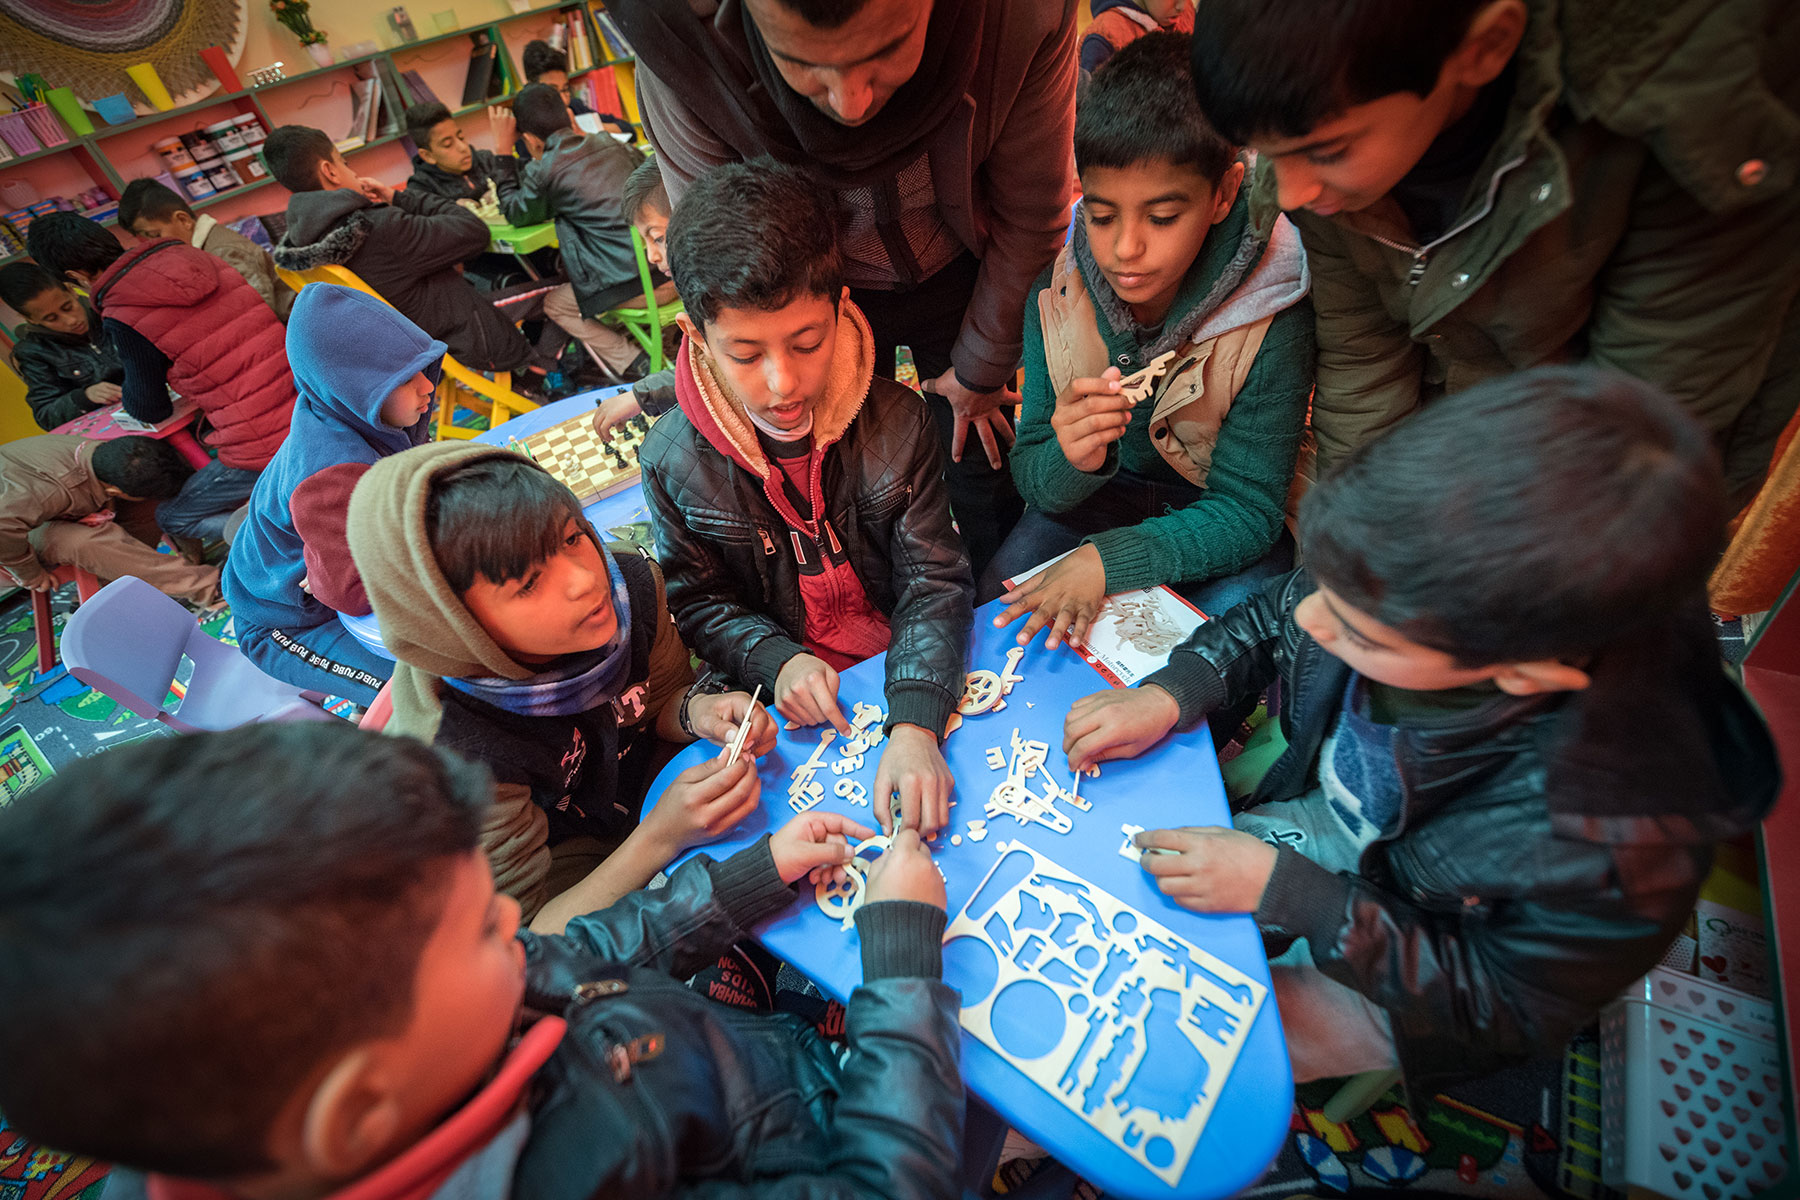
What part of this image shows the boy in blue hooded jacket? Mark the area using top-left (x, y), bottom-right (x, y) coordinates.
top-left (222, 285), bottom-right (447, 703)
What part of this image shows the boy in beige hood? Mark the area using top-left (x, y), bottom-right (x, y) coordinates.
top-left (347, 441), bottom-right (776, 930)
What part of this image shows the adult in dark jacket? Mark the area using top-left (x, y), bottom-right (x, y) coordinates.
top-left (0, 263), bottom-right (122, 430)
top-left (611, 0), bottom-right (1081, 577)
top-left (0, 722), bottom-right (965, 1200)
top-left (1066, 368), bottom-right (1782, 1094)
top-left (27, 213), bottom-right (297, 544)
top-left (500, 84), bottom-right (650, 378)
top-left (263, 124), bottom-right (541, 381)
top-left (640, 162), bottom-right (974, 838)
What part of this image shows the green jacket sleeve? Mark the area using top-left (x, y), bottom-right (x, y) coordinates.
top-left (1292, 192), bottom-right (1426, 473)
top-left (1085, 299), bottom-right (1314, 593)
top-left (1008, 275), bottom-right (1116, 514)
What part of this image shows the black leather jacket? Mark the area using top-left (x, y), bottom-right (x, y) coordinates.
top-left (641, 379), bottom-right (975, 737)
top-left (499, 128), bottom-right (646, 315)
top-left (9, 309), bottom-right (121, 430)
top-left (1142, 570), bottom-right (1780, 1092)
top-left (516, 841), bottom-right (964, 1200)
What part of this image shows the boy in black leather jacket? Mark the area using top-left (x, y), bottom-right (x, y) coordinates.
top-left (1064, 367), bottom-right (1780, 1091)
top-left (639, 160), bottom-right (975, 838)
top-left (0, 724), bottom-right (963, 1200)
top-left (1, 262), bottom-right (123, 429)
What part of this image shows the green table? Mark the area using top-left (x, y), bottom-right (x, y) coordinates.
top-left (487, 219), bottom-right (558, 256)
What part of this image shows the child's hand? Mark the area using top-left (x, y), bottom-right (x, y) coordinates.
top-left (487, 104), bottom-right (517, 152)
top-left (774, 653), bottom-right (853, 734)
top-left (358, 176), bottom-right (395, 204)
top-left (993, 543), bottom-right (1106, 649)
top-left (874, 724), bottom-right (954, 837)
top-left (693, 690), bottom-right (777, 759)
top-left (1050, 369), bottom-right (1130, 473)
top-left (641, 755), bottom-right (760, 858)
top-left (1063, 685), bottom-right (1181, 772)
top-left (84, 382), bottom-right (121, 406)
top-left (593, 392), bottom-right (643, 437)
top-left (865, 828), bottom-right (946, 910)
top-left (1135, 826), bottom-right (1277, 913)
top-left (771, 809), bottom-right (875, 884)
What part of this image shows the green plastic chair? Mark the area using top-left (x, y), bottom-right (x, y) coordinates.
top-left (598, 226), bottom-right (683, 374)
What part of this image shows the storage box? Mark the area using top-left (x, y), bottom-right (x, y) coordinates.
top-left (1601, 991), bottom-right (1789, 1200)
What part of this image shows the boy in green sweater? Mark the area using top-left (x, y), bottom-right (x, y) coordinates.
top-left (987, 33), bottom-right (1314, 649)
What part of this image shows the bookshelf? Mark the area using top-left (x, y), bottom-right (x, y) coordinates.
top-left (0, 0), bottom-right (638, 277)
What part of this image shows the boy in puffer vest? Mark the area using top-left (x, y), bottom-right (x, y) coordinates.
top-left (0, 723), bottom-right (963, 1200)
top-left (26, 212), bottom-right (298, 547)
top-left (987, 33), bottom-right (1314, 651)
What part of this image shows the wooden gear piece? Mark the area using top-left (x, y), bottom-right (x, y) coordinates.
top-left (959, 670), bottom-right (1004, 715)
top-left (813, 834), bottom-right (893, 930)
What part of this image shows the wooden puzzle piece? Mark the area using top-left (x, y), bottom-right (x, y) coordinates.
top-left (831, 754), bottom-right (864, 775)
top-left (1119, 824), bottom-right (1146, 862)
top-left (998, 646), bottom-right (1027, 696)
top-left (833, 777), bottom-right (869, 806)
top-left (960, 670), bottom-right (1004, 715)
top-left (1118, 350), bottom-right (1177, 405)
top-left (985, 747), bottom-right (1007, 770)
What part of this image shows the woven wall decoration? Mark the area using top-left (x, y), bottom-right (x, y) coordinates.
top-left (0, 0), bottom-right (250, 110)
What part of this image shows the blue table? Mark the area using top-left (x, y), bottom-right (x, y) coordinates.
top-left (339, 388), bottom-right (651, 656)
top-left (646, 610), bottom-right (1292, 1199)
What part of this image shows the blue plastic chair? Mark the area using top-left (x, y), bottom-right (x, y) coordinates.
top-left (61, 576), bottom-right (334, 732)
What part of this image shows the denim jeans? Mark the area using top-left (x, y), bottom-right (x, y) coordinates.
top-left (157, 458), bottom-right (261, 543)
top-left (980, 469), bottom-right (1295, 617)
top-left (234, 618), bottom-right (393, 706)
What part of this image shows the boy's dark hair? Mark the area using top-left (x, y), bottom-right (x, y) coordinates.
top-left (262, 124), bottom-right (337, 193)
top-left (1076, 32), bottom-right (1237, 186)
top-left (91, 436), bottom-right (195, 500)
top-left (622, 157), bottom-right (670, 224)
top-left (25, 213), bottom-right (126, 283)
top-left (1300, 367), bottom-right (1727, 667)
top-left (1189, 0), bottom-right (1487, 145)
top-left (767, 0), bottom-right (872, 30)
top-left (0, 724), bottom-right (490, 1175)
top-left (0, 261), bottom-right (64, 315)
top-left (667, 158), bottom-right (842, 329)
top-left (428, 454), bottom-right (589, 593)
top-left (117, 178), bottom-right (194, 232)
top-left (511, 83), bottom-right (572, 141)
top-left (520, 39), bottom-right (568, 80)
top-left (405, 100), bottom-right (455, 148)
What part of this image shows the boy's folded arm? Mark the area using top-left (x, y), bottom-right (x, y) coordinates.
top-left (1292, 204), bottom-right (1424, 473)
top-left (497, 158), bottom-right (551, 227)
top-left (108, 319), bottom-right (174, 424)
top-left (549, 837), bottom-right (795, 979)
top-left (882, 399), bottom-right (976, 737)
top-left (14, 351), bottom-right (94, 428)
top-left (385, 187), bottom-right (493, 273)
top-left (1140, 570), bottom-right (1295, 729)
top-left (1257, 839), bottom-right (1704, 1060)
top-left (1084, 307), bottom-right (1314, 593)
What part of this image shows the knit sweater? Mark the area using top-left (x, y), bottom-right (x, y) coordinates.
top-left (1011, 191), bottom-right (1314, 592)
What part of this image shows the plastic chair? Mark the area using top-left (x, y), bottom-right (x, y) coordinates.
top-left (30, 564), bottom-right (101, 673)
top-left (60, 576), bottom-right (334, 732)
top-left (274, 264), bottom-right (540, 441)
top-left (596, 227), bottom-right (684, 374)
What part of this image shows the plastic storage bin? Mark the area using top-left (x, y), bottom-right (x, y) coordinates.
top-left (1601, 973), bottom-right (1789, 1200)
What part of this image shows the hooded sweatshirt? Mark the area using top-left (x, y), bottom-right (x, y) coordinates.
top-left (347, 442), bottom-right (693, 915)
top-left (222, 285), bottom-right (444, 632)
top-left (273, 187), bottom-right (531, 373)
top-left (1011, 184), bottom-right (1315, 592)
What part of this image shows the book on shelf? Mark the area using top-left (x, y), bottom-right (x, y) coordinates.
top-left (588, 64), bottom-right (625, 116)
top-left (461, 31), bottom-right (499, 106)
top-left (595, 10), bottom-right (635, 58)
top-left (567, 12), bottom-right (593, 70)
top-left (374, 59), bottom-right (411, 134)
top-left (401, 68), bottom-right (443, 108)
top-left (346, 73), bottom-right (381, 144)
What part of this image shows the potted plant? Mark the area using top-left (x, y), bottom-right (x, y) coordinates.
top-left (270, 0), bottom-right (332, 66)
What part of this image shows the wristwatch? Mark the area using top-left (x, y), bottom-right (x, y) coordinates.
top-left (678, 677), bottom-right (731, 739)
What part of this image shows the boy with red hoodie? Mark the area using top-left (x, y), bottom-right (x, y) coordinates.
top-left (27, 213), bottom-right (296, 546)
top-left (640, 160), bottom-right (975, 838)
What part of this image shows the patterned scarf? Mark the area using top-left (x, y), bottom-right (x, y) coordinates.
top-left (442, 553), bottom-right (635, 717)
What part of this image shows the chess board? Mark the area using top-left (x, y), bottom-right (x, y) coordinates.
top-left (511, 411), bottom-right (653, 504)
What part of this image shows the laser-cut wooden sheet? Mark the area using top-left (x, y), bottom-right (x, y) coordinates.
top-left (945, 841), bottom-right (1267, 1186)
